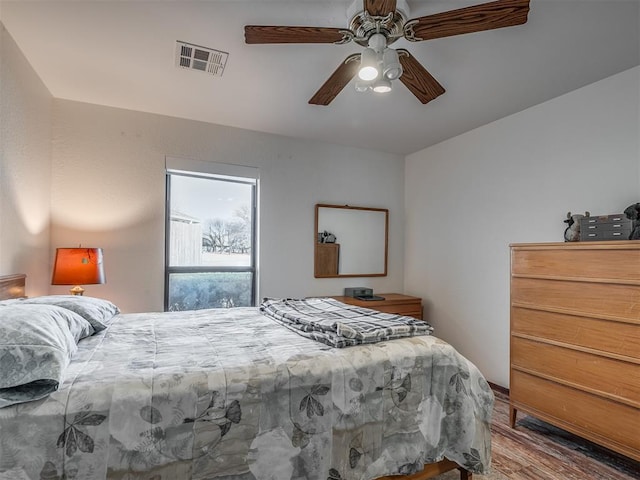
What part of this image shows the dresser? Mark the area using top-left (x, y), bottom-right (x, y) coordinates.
top-left (510, 241), bottom-right (639, 461)
top-left (332, 293), bottom-right (423, 319)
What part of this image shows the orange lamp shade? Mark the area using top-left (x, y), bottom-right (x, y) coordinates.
top-left (51, 248), bottom-right (106, 286)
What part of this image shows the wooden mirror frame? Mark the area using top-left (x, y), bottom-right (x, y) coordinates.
top-left (314, 204), bottom-right (388, 278)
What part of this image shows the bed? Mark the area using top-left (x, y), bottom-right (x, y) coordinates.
top-left (0, 274), bottom-right (493, 480)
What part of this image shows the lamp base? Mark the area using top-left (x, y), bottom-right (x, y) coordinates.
top-left (69, 285), bottom-right (85, 296)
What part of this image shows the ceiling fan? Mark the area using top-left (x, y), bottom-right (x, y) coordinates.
top-left (245, 0), bottom-right (530, 106)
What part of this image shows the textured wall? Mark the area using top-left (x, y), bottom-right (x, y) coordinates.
top-left (0, 23), bottom-right (52, 295)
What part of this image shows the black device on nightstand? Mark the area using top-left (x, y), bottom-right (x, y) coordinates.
top-left (355, 295), bottom-right (386, 301)
top-left (344, 287), bottom-right (385, 301)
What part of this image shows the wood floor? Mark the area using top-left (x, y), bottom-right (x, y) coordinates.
top-left (481, 388), bottom-right (639, 480)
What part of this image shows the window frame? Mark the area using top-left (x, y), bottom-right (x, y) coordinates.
top-left (164, 170), bottom-right (258, 311)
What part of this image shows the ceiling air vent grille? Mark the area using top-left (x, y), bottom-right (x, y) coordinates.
top-left (176, 41), bottom-right (228, 77)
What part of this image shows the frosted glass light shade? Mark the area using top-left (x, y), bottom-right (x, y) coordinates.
top-left (372, 78), bottom-right (392, 93)
top-left (383, 48), bottom-right (403, 80)
top-left (358, 48), bottom-right (379, 81)
top-left (355, 80), bottom-right (370, 92)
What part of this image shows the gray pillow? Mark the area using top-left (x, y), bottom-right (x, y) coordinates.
top-left (0, 304), bottom-right (80, 408)
top-left (49, 304), bottom-right (95, 342)
top-left (20, 295), bottom-right (120, 332)
top-left (0, 298), bottom-right (24, 306)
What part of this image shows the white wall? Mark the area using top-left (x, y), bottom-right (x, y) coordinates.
top-left (0, 22), bottom-right (52, 296)
top-left (405, 66), bottom-right (640, 388)
top-left (50, 101), bottom-right (405, 312)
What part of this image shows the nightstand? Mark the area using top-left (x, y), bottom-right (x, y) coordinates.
top-left (332, 293), bottom-right (423, 320)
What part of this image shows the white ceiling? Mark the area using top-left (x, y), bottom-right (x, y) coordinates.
top-left (1, 0), bottom-right (638, 155)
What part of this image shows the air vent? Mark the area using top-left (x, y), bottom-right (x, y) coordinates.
top-left (175, 41), bottom-right (228, 77)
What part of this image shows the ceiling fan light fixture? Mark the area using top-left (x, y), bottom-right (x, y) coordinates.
top-left (382, 48), bottom-right (403, 80)
top-left (372, 78), bottom-right (392, 94)
top-left (358, 47), bottom-right (379, 81)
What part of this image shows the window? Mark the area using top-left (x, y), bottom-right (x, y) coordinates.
top-left (165, 165), bottom-right (257, 311)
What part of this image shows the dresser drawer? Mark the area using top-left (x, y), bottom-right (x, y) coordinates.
top-left (511, 307), bottom-right (640, 360)
top-left (369, 304), bottom-right (422, 318)
top-left (333, 294), bottom-right (422, 319)
top-left (511, 337), bottom-right (639, 404)
top-left (510, 371), bottom-right (640, 458)
top-left (511, 277), bottom-right (640, 321)
top-left (581, 214), bottom-right (629, 225)
top-left (511, 246), bottom-right (640, 282)
top-left (581, 229), bottom-right (632, 241)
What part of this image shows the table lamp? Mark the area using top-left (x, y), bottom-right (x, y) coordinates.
top-left (51, 247), bottom-right (105, 295)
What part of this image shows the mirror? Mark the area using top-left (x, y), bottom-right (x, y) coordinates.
top-left (314, 204), bottom-right (388, 278)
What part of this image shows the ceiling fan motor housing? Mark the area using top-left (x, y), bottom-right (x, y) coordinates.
top-left (348, 1), bottom-right (409, 46)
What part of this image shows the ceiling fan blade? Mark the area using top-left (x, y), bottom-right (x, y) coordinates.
top-left (397, 50), bottom-right (445, 104)
top-left (404, 0), bottom-right (530, 42)
top-left (309, 54), bottom-right (361, 106)
top-left (245, 25), bottom-right (352, 44)
top-left (363, 0), bottom-right (397, 17)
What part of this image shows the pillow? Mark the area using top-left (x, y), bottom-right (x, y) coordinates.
top-left (20, 295), bottom-right (120, 332)
top-left (0, 304), bottom-right (79, 408)
top-left (0, 298), bottom-right (25, 306)
top-left (1, 301), bottom-right (94, 342)
top-left (49, 304), bottom-right (95, 342)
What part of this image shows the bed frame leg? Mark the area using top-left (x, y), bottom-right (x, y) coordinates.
top-left (457, 467), bottom-right (472, 479)
top-left (509, 405), bottom-right (517, 428)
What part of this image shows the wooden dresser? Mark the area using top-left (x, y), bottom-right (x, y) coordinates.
top-left (509, 241), bottom-right (639, 461)
top-left (332, 293), bottom-right (423, 319)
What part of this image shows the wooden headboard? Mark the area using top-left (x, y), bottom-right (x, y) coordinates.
top-left (0, 274), bottom-right (26, 300)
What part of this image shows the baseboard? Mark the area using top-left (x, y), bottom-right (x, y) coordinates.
top-left (488, 381), bottom-right (509, 397)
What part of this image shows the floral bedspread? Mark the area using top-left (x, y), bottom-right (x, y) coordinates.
top-left (0, 307), bottom-right (494, 480)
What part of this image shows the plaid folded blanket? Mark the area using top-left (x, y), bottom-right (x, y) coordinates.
top-left (260, 297), bottom-right (433, 348)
